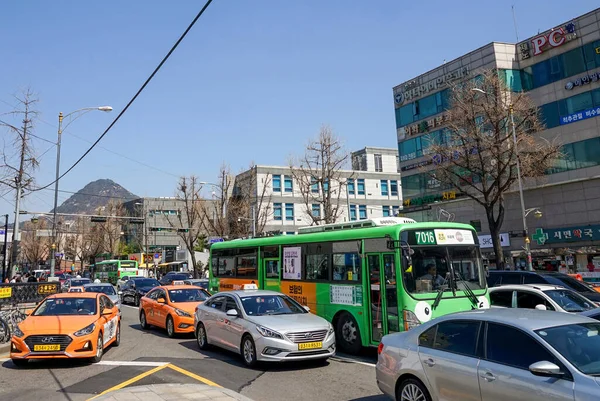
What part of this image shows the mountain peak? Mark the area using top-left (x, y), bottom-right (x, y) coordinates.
top-left (53, 179), bottom-right (138, 215)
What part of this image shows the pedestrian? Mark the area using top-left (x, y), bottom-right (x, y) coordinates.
top-left (587, 260), bottom-right (595, 272)
top-left (3, 277), bottom-right (8, 283)
top-left (27, 274), bottom-right (37, 283)
top-left (9, 276), bottom-right (16, 283)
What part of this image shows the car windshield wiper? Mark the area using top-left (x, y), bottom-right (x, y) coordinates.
top-left (455, 271), bottom-right (480, 309)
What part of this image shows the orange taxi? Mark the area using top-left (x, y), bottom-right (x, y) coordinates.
top-left (139, 284), bottom-right (210, 338)
top-left (10, 292), bottom-right (120, 367)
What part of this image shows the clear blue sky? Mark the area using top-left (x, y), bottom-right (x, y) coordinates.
top-left (1, 1), bottom-right (598, 218)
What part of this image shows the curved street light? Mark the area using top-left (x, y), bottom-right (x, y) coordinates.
top-left (50, 106), bottom-right (113, 276)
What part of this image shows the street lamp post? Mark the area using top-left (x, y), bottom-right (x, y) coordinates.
top-left (50, 106), bottom-right (112, 277)
top-left (135, 201), bottom-right (152, 278)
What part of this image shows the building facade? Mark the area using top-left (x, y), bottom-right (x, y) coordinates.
top-left (393, 8), bottom-right (600, 270)
top-left (233, 147), bottom-right (403, 235)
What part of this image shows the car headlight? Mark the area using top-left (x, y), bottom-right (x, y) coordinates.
top-left (73, 323), bottom-right (96, 337)
top-left (175, 308), bottom-right (191, 317)
top-left (256, 325), bottom-right (284, 339)
top-left (13, 325), bottom-right (24, 337)
top-left (327, 324), bottom-right (334, 338)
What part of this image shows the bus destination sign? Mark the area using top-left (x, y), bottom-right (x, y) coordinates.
top-left (415, 230), bottom-right (436, 245)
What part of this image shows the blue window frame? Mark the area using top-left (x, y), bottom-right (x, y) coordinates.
top-left (323, 178), bottom-right (329, 193)
top-left (357, 179), bottom-right (365, 195)
top-left (382, 205), bottom-right (391, 217)
top-left (272, 175), bottom-right (281, 192)
top-left (359, 205), bottom-right (367, 220)
top-left (273, 203), bottom-right (282, 220)
top-left (347, 179), bottom-right (355, 195)
top-left (390, 180), bottom-right (398, 196)
top-left (285, 203), bottom-right (294, 221)
top-left (312, 204), bottom-right (320, 218)
top-left (284, 175), bottom-right (293, 193)
top-left (311, 177), bottom-right (318, 193)
top-left (349, 205), bottom-right (357, 221)
top-left (381, 180), bottom-right (389, 196)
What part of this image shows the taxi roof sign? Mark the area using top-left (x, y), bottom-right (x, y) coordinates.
top-left (243, 283), bottom-right (258, 290)
top-left (172, 280), bottom-right (185, 285)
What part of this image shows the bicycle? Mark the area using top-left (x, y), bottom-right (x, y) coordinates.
top-left (0, 307), bottom-right (27, 342)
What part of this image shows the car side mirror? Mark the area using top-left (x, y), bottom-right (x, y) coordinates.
top-left (157, 298), bottom-right (166, 304)
top-left (529, 361), bottom-right (564, 378)
top-left (102, 309), bottom-right (113, 316)
top-left (303, 305), bottom-right (310, 312)
top-left (226, 309), bottom-right (238, 317)
top-left (535, 304), bottom-right (547, 311)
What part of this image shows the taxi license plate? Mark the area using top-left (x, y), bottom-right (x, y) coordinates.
top-left (33, 344), bottom-right (60, 351)
top-left (298, 341), bottom-right (322, 350)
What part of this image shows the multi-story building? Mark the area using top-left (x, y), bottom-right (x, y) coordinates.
top-left (393, 8), bottom-right (600, 270)
top-left (233, 147), bottom-right (403, 235)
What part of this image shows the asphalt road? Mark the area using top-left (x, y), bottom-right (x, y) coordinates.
top-left (0, 303), bottom-right (387, 401)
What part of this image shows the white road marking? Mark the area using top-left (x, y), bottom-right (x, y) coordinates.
top-left (96, 360), bottom-right (169, 367)
top-left (331, 356), bottom-right (376, 367)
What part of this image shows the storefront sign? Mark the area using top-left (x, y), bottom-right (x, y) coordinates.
top-left (478, 233), bottom-right (511, 248)
top-left (400, 114), bottom-right (448, 137)
top-left (403, 191), bottom-right (457, 207)
top-left (519, 22), bottom-right (576, 60)
top-left (394, 68), bottom-right (468, 105)
top-left (283, 247), bottom-right (301, 280)
top-left (559, 106), bottom-right (600, 125)
top-left (330, 285), bottom-right (362, 306)
top-left (565, 70), bottom-right (600, 90)
top-left (434, 229), bottom-right (475, 245)
top-left (532, 225), bottom-right (600, 246)
top-left (401, 159), bottom-right (432, 172)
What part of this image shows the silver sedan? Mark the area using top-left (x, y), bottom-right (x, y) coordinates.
top-left (376, 308), bottom-right (600, 401)
top-left (194, 289), bottom-right (335, 367)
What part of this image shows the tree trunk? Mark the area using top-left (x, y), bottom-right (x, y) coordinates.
top-left (189, 250), bottom-right (198, 279)
top-left (485, 205), bottom-right (505, 270)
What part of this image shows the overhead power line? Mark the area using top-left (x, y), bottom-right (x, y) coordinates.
top-left (33, 0), bottom-right (215, 192)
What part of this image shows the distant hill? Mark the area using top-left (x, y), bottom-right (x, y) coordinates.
top-left (53, 179), bottom-right (138, 215)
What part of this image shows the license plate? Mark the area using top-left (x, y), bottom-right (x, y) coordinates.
top-left (298, 341), bottom-right (322, 350)
top-left (33, 344), bottom-right (60, 351)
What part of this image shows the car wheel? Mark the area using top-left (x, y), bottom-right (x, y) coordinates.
top-left (196, 323), bottom-right (209, 350)
top-left (140, 310), bottom-right (149, 330)
top-left (11, 359), bottom-right (28, 368)
top-left (166, 316), bottom-right (175, 338)
top-left (91, 333), bottom-right (104, 363)
top-left (113, 323), bottom-right (121, 347)
top-left (336, 312), bottom-right (362, 354)
top-left (241, 335), bottom-right (258, 368)
top-left (396, 378), bottom-right (432, 401)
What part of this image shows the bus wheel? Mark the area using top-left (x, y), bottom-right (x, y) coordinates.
top-left (336, 312), bottom-right (362, 354)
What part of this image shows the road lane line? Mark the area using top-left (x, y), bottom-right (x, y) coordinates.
top-left (168, 364), bottom-right (223, 387)
top-left (331, 356), bottom-right (376, 367)
top-left (96, 360), bottom-right (169, 367)
top-left (86, 363), bottom-right (170, 400)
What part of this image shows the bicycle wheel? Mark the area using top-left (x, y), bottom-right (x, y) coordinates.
top-left (0, 317), bottom-right (10, 343)
top-left (13, 310), bottom-right (27, 323)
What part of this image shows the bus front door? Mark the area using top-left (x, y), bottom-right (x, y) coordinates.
top-left (367, 253), bottom-right (399, 343)
top-left (263, 259), bottom-right (280, 291)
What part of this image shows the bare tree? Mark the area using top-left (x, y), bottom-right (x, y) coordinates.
top-left (228, 165), bottom-right (273, 237)
top-left (201, 164), bottom-right (232, 238)
top-left (289, 125), bottom-right (351, 225)
top-left (20, 220), bottom-right (49, 269)
top-left (166, 176), bottom-right (207, 278)
top-left (93, 201), bottom-right (127, 258)
top-left (426, 69), bottom-right (560, 267)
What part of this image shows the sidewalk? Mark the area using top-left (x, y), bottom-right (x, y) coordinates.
top-left (92, 383), bottom-right (253, 401)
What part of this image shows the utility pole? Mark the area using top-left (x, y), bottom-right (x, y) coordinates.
top-left (2, 214), bottom-right (8, 281)
top-left (50, 112), bottom-right (64, 277)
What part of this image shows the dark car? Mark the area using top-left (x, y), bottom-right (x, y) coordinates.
top-left (487, 270), bottom-right (600, 304)
top-left (183, 279), bottom-right (209, 290)
top-left (159, 273), bottom-right (191, 286)
top-left (121, 277), bottom-right (160, 306)
top-left (580, 308), bottom-right (600, 321)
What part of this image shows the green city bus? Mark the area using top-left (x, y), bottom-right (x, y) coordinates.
top-left (93, 259), bottom-right (139, 285)
top-left (208, 217), bottom-right (490, 353)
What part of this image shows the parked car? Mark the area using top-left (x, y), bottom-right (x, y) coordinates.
top-left (120, 277), bottom-right (160, 306)
top-left (489, 284), bottom-right (597, 313)
top-left (183, 279), bottom-right (209, 290)
top-left (159, 273), bottom-right (191, 286)
top-left (84, 283), bottom-right (121, 311)
top-left (194, 289), bottom-right (335, 367)
top-left (139, 285), bottom-right (211, 337)
top-left (376, 308), bottom-right (600, 401)
top-left (487, 270), bottom-right (600, 304)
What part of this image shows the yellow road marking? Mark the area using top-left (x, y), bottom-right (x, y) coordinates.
top-left (86, 364), bottom-right (170, 400)
top-left (167, 364), bottom-right (222, 387)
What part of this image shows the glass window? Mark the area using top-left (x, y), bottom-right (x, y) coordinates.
top-left (516, 291), bottom-right (553, 310)
top-left (544, 289), bottom-right (596, 312)
top-left (323, 178), bottom-right (329, 193)
top-left (419, 326), bottom-right (437, 348)
top-left (358, 205), bottom-right (367, 220)
top-left (566, 91), bottom-right (594, 114)
top-left (265, 260), bottom-right (279, 278)
top-left (396, 103), bottom-right (414, 128)
top-left (487, 323), bottom-right (559, 370)
top-left (523, 274), bottom-right (546, 284)
top-left (561, 47), bottom-right (586, 77)
top-left (224, 297), bottom-right (239, 313)
top-left (417, 95), bottom-right (438, 118)
top-left (347, 179), bottom-right (355, 195)
top-left (236, 251), bottom-right (257, 277)
top-left (382, 205), bottom-right (391, 217)
top-left (332, 253), bottom-right (360, 281)
top-left (433, 320), bottom-right (480, 357)
top-left (490, 290), bottom-right (513, 308)
top-left (272, 175), bottom-right (281, 192)
top-left (240, 294), bottom-right (306, 316)
top-left (390, 180), bottom-right (398, 196)
top-left (285, 203), bottom-right (294, 221)
top-left (583, 40), bottom-right (600, 70)
top-left (402, 175), bottom-right (422, 198)
top-left (306, 254), bottom-right (329, 280)
top-left (381, 180), bottom-right (389, 196)
top-left (374, 154), bottom-right (383, 172)
top-left (392, 206), bottom-right (399, 216)
top-left (168, 288), bottom-right (210, 303)
top-left (207, 296), bottom-right (226, 311)
top-left (311, 204), bottom-right (320, 218)
top-left (349, 205), bottom-right (357, 221)
top-left (311, 177), bottom-right (319, 193)
top-left (573, 138), bottom-right (600, 169)
top-left (285, 232), bottom-right (295, 235)
top-left (273, 203), bottom-right (282, 220)
top-left (284, 175), bottom-right (293, 193)
top-left (357, 179), bottom-right (365, 195)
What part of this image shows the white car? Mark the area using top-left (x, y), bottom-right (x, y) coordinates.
top-left (489, 284), bottom-right (597, 313)
top-left (194, 288), bottom-right (336, 367)
top-left (117, 275), bottom-right (136, 291)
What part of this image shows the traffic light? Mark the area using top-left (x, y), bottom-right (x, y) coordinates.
top-left (177, 228), bottom-right (189, 233)
top-left (91, 216), bottom-right (107, 223)
top-left (129, 218), bottom-right (144, 224)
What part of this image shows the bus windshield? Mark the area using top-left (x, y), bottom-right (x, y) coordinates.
top-left (403, 245), bottom-right (486, 295)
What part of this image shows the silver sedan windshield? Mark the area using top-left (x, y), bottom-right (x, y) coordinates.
top-left (240, 295), bottom-right (306, 316)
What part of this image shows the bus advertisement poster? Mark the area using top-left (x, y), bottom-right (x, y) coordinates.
top-left (283, 247), bottom-right (301, 280)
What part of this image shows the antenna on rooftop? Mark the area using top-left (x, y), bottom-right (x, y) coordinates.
top-left (512, 5), bottom-right (520, 42)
